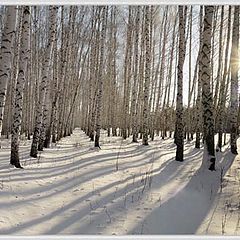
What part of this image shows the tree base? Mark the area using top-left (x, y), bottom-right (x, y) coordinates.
top-left (208, 164), bottom-right (216, 171)
top-left (132, 135), bottom-right (138, 143)
top-left (30, 152), bottom-right (38, 158)
top-left (195, 141), bottom-right (200, 149)
top-left (208, 157), bottom-right (216, 171)
top-left (11, 163), bottom-right (23, 169)
top-left (94, 145), bottom-right (101, 149)
top-left (89, 134), bottom-right (94, 141)
top-left (231, 146), bottom-right (238, 155)
top-left (175, 158), bottom-right (184, 162)
top-left (94, 140), bottom-right (101, 148)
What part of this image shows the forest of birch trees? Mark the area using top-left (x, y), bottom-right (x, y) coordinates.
top-left (0, 5), bottom-right (239, 170)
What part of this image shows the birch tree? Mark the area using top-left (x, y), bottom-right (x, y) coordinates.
top-left (131, 6), bottom-right (140, 143)
top-left (229, 6), bottom-right (239, 155)
top-left (213, 6), bottom-right (224, 110)
top-left (201, 6), bottom-right (215, 171)
top-left (10, 6), bottom-right (30, 168)
top-left (175, 6), bottom-right (187, 161)
top-left (217, 6), bottom-right (231, 151)
top-left (30, 6), bottom-right (58, 158)
top-left (142, 6), bottom-right (151, 146)
top-left (122, 7), bottom-right (133, 140)
top-left (195, 6), bottom-right (203, 149)
top-left (94, 6), bottom-right (106, 148)
top-left (0, 6), bottom-right (17, 145)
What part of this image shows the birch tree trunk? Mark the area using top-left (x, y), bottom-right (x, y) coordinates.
top-left (186, 7), bottom-right (192, 141)
top-left (10, 6), bottom-right (30, 168)
top-left (142, 6), bottom-right (150, 146)
top-left (38, 80), bottom-right (51, 151)
top-left (213, 6), bottom-right (224, 110)
top-left (110, 7), bottom-right (117, 137)
top-left (44, 25), bottom-right (58, 147)
top-left (2, 7), bottom-right (21, 139)
top-left (195, 6), bottom-right (203, 149)
top-left (201, 6), bottom-right (216, 171)
top-left (94, 6), bottom-right (106, 148)
top-left (88, 7), bottom-right (99, 141)
top-left (131, 6), bottom-right (140, 143)
top-left (175, 6), bottom-right (187, 161)
top-left (210, 7), bottom-right (218, 97)
top-left (166, 14), bottom-right (177, 108)
top-left (217, 6), bottom-right (231, 151)
top-left (122, 7), bottom-right (133, 140)
top-left (30, 6), bottom-right (58, 158)
top-left (0, 6), bottom-right (17, 145)
top-left (154, 7), bottom-right (168, 119)
top-left (136, 8), bottom-right (145, 140)
top-left (230, 6), bottom-right (239, 155)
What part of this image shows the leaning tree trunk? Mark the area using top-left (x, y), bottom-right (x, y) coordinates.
top-left (30, 6), bottom-right (58, 158)
top-left (230, 6), bottom-right (239, 155)
top-left (10, 6), bottom-right (30, 168)
top-left (175, 6), bottom-right (187, 161)
top-left (0, 6), bottom-right (17, 145)
top-left (201, 6), bottom-right (216, 171)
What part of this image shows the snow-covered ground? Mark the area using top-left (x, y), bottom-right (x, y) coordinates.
top-left (0, 128), bottom-right (239, 235)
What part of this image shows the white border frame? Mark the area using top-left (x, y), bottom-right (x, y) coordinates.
top-left (0, 236), bottom-right (240, 239)
top-left (1, 1), bottom-right (240, 239)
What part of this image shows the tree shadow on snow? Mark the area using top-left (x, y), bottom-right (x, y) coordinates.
top-left (0, 129), bottom-right (237, 235)
top-left (128, 147), bottom-right (237, 234)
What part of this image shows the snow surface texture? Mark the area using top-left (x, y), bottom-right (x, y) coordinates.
top-left (0, 128), bottom-right (239, 235)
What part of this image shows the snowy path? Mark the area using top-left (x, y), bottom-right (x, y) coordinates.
top-left (0, 128), bottom-right (239, 235)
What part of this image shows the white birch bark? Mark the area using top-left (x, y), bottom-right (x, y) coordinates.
top-left (142, 6), bottom-right (151, 145)
top-left (175, 6), bottom-right (187, 161)
top-left (122, 6), bottom-right (133, 140)
top-left (30, 6), bottom-right (58, 158)
top-left (10, 6), bottom-right (30, 168)
top-left (213, 6), bottom-right (224, 110)
top-left (131, 6), bottom-right (140, 143)
top-left (201, 6), bottom-right (216, 171)
top-left (195, 6), bottom-right (203, 149)
top-left (230, 6), bottom-right (239, 154)
top-left (217, 6), bottom-right (231, 151)
top-left (94, 6), bottom-right (106, 148)
top-left (0, 6), bottom-right (17, 142)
